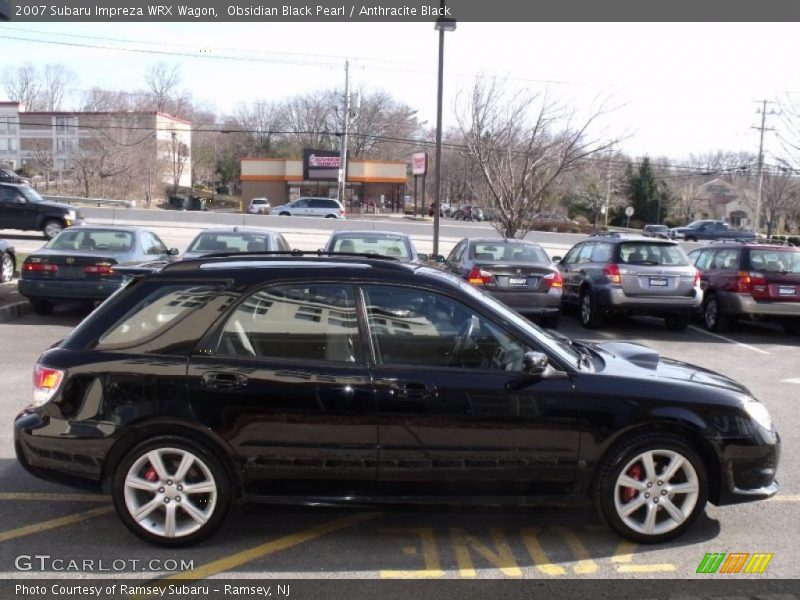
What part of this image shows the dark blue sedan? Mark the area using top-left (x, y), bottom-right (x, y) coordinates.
top-left (19, 226), bottom-right (178, 315)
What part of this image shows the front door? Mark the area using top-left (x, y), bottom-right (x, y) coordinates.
top-left (187, 282), bottom-right (377, 496)
top-left (0, 186), bottom-right (35, 230)
top-left (362, 284), bottom-right (580, 496)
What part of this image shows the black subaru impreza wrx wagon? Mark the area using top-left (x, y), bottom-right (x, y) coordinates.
top-left (14, 253), bottom-right (779, 546)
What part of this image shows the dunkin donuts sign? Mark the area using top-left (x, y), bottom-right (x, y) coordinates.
top-left (303, 148), bottom-right (342, 181)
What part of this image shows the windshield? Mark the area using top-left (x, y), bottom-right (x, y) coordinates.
top-left (188, 232), bottom-right (269, 253)
top-left (331, 235), bottom-right (411, 259)
top-left (749, 249), bottom-right (800, 273)
top-left (416, 267), bottom-right (581, 367)
top-left (472, 241), bottom-right (550, 264)
top-left (46, 229), bottom-right (134, 252)
top-left (647, 225), bottom-right (667, 232)
top-left (619, 242), bottom-right (689, 266)
top-left (20, 187), bottom-right (45, 203)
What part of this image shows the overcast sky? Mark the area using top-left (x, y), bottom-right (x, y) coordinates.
top-left (0, 22), bottom-right (797, 162)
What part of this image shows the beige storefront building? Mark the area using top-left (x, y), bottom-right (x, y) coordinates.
top-left (240, 157), bottom-right (408, 211)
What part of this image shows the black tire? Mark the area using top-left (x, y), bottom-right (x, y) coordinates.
top-left (664, 313), bottom-right (690, 332)
top-left (325, 214), bottom-right (336, 219)
top-left (580, 290), bottom-right (604, 329)
top-left (593, 433), bottom-right (708, 544)
top-left (279, 212), bottom-right (290, 216)
top-left (111, 436), bottom-right (232, 547)
top-left (685, 236), bottom-right (697, 242)
top-left (702, 295), bottom-right (730, 333)
top-left (540, 315), bottom-right (560, 329)
top-left (30, 299), bottom-right (54, 315)
top-left (1, 251), bottom-right (14, 283)
top-left (783, 319), bottom-right (800, 336)
top-left (42, 219), bottom-right (64, 240)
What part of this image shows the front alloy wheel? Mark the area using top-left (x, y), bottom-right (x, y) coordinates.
top-left (42, 219), bottom-right (63, 239)
top-left (596, 435), bottom-right (708, 543)
top-left (580, 292), bottom-right (604, 329)
top-left (113, 439), bottom-right (231, 546)
top-left (703, 296), bottom-right (730, 333)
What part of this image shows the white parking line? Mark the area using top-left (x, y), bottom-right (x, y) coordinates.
top-left (781, 378), bottom-right (800, 384)
top-left (687, 326), bottom-right (770, 355)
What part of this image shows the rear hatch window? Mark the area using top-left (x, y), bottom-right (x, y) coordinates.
top-left (619, 243), bottom-right (688, 266)
top-left (748, 249), bottom-right (800, 274)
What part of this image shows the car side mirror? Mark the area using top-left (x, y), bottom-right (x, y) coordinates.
top-left (434, 254), bottom-right (446, 263)
top-left (168, 248), bottom-right (180, 256)
top-left (417, 253), bottom-right (429, 262)
top-left (523, 351), bottom-right (549, 375)
top-left (552, 256), bottom-right (562, 263)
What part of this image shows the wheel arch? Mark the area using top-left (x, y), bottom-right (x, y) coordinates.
top-left (101, 420), bottom-right (246, 498)
top-left (587, 419), bottom-right (722, 505)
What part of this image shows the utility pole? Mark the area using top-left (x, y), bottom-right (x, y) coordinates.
top-left (753, 100), bottom-right (777, 235)
top-left (337, 59), bottom-right (351, 205)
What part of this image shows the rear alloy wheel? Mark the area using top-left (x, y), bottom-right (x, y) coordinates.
top-left (1, 252), bottom-right (14, 283)
top-left (783, 320), bottom-right (800, 336)
top-left (279, 212), bottom-right (291, 216)
top-left (664, 313), bottom-right (690, 332)
top-left (112, 438), bottom-right (232, 546)
top-left (580, 291), bottom-right (604, 329)
top-left (30, 299), bottom-right (54, 316)
top-left (702, 296), bottom-right (730, 333)
top-left (595, 434), bottom-right (708, 543)
top-left (42, 219), bottom-right (64, 240)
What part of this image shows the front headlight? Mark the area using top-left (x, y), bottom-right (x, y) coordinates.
top-left (744, 400), bottom-right (773, 431)
top-left (66, 210), bottom-right (77, 221)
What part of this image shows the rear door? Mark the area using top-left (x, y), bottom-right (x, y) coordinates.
top-left (559, 243), bottom-right (593, 303)
top-left (187, 282), bottom-right (377, 494)
top-left (617, 242), bottom-right (696, 298)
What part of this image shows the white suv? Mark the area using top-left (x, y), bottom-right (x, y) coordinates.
top-left (247, 197), bottom-right (271, 214)
top-left (272, 197), bottom-right (346, 219)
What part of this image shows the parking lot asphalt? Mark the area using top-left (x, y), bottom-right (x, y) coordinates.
top-left (0, 305), bottom-right (797, 582)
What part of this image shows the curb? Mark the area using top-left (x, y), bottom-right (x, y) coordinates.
top-left (0, 300), bottom-right (31, 324)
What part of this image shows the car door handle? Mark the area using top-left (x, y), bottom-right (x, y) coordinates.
top-left (200, 371), bottom-right (248, 391)
top-left (390, 382), bottom-right (437, 400)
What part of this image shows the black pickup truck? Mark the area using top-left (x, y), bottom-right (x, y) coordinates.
top-left (668, 220), bottom-right (756, 242)
top-left (0, 183), bottom-right (83, 239)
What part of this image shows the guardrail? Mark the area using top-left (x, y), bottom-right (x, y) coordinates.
top-left (41, 195), bottom-right (134, 209)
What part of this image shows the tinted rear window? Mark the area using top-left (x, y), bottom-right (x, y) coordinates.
top-left (188, 233), bottom-right (269, 253)
top-left (749, 249), bottom-right (800, 273)
top-left (47, 229), bottom-right (134, 252)
top-left (471, 242), bottom-right (549, 264)
top-left (332, 235), bottom-right (410, 259)
top-left (619, 243), bottom-right (688, 266)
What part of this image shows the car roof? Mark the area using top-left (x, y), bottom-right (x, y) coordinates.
top-left (468, 238), bottom-right (544, 246)
top-left (192, 227), bottom-right (278, 236)
top-left (587, 233), bottom-right (675, 244)
top-left (65, 225), bottom-right (145, 234)
top-left (330, 230), bottom-right (411, 238)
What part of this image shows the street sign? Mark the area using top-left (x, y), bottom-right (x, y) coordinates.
top-left (625, 206), bottom-right (634, 217)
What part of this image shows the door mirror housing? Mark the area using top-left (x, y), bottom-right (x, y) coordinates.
top-left (417, 253), bottom-right (429, 262)
top-left (523, 351), bottom-right (549, 375)
top-left (434, 254), bottom-right (446, 263)
top-left (552, 256), bottom-right (562, 264)
top-left (168, 248), bottom-right (180, 256)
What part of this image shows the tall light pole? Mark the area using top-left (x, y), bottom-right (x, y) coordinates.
top-left (432, 5), bottom-right (455, 258)
top-left (338, 59), bottom-right (351, 205)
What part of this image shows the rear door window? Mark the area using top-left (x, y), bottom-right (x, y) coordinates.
top-left (712, 248), bottom-right (740, 270)
top-left (619, 243), bottom-right (688, 266)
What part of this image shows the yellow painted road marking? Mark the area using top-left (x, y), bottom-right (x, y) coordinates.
top-left (451, 527), bottom-right (521, 578)
top-left (521, 527), bottom-right (565, 576)
top-left (771, 495), bottom-right (800, 502)
top-left (617, 564), bottom-right (676, 573)
top-left (611, 540), bottom-right (637, 563)
top-left (165, 511), bottom-right (379, 580)
top-left (380, 527), bottom-right (443, 578)
top-left (0, 505), bottom-right (114, 543)
top-left (0, 492), bottom-right (109, 502)
top-left (551, 527), bottom-right (597, 574)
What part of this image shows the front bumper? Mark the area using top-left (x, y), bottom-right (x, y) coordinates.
top-left (19, 278), bottom-right (124, 301)
top-left (714, 428), bottom-right (780, 505)
top-left (718, 292), bottom-right (800, 318)
top-left (595, 287), bottom-right (702, 314)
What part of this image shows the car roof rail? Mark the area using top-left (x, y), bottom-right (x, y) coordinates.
top-left (160, 250), bottom-right (401, 272)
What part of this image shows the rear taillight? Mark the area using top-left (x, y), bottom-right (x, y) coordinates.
top-left (603, 263), bottom-right (621, 284)
top-left (694, 268), bottom-right (701, 287)
top-left (84, 263), bottom-right (113, 275)
top-left (32, 364), bottom-right (64, 407)
top-left (466, 267), bottom-right (495, 286)
top-left (544, 271), bottom-right (563, 288)
top-left (23, 262), bottom-right (58, 273)
top-left (736, 271), bottom-right (766, 294)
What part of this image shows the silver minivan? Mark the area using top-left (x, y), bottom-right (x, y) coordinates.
top-left (272, 197), bottom-right (346, 219)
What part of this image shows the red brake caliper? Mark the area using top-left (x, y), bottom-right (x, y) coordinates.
top-left (622, 464), bottom-right (642, 502)
top-left (144, 467), bottom-right (158, 482)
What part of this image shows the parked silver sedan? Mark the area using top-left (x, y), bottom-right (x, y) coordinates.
top-left (182, 227), bottom-right (292, 259)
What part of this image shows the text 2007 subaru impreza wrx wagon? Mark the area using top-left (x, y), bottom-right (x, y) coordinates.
top-left (14, 254), bottom-right (779, 546)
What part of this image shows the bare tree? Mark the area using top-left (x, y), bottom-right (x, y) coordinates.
top-left (166, 130), bottom-right (190, 193)
top-left (760, 166), bottom-right (800, 237)
top-left (40, 64), bottom-right (76, 111)
top-left (2, 63), bottom-right (42, 110)
top-left (346, 89), bottom-right (422, 159)
top-left (233, 100), bottom-right (286, 156)
top-left (457, 78), bottom-right (617, 239)
top-left (29, 141), bottom-right (55, 192)
top-left (145, 63), bottom-right (181, 113)
top-left (283, 91), bottom-right (339, 151)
